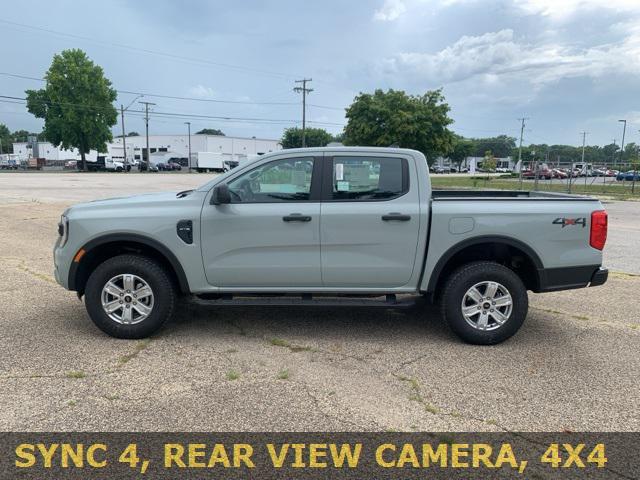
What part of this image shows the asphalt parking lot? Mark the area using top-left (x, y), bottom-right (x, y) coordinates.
top-left (0, 172), bottom-right (638, 432)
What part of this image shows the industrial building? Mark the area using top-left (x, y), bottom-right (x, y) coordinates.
top-left (12, 134), bottom-right (282, 165)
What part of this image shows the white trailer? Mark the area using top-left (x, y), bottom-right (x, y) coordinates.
top-left (193, 151), bottom-right (230, 173)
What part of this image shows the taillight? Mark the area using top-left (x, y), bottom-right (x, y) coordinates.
top-left (590, 210), bottom-right (607, 250)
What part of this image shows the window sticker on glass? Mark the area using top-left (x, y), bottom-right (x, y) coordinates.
top-left (335, 163), bottom-right (344, 181)
top-left (337, 181), bottom-right (350, 191)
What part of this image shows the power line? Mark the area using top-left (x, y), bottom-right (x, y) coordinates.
top-left (0, 95), bottom-right (344, 127)
top-left (0, 71), bottom-right (343, 110)
top-left (0, 18), bottom-right (301, 80)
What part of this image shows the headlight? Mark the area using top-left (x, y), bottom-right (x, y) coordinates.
top-left (58, 215), bottom-right (69, 247)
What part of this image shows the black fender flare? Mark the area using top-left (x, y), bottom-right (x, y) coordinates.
top-left (68, 233), bottom-right (190, 294)
top-left (425, 235), bottom-right (544, 293)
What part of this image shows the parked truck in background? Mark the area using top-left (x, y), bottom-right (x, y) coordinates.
top-left (193, 152), bottom-right (232, 173)
top-left (53, 147), bottom-right (608, 345)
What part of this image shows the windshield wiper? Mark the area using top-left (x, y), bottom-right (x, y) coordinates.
top-left (176, 189), bottom-right (194, 198)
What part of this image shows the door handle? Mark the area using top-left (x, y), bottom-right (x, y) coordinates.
top-left (283, 214), bottom-right (312, 222)
top-left (382, 213), bottom-right (411, 221)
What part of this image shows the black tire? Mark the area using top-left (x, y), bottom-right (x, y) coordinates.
top-left (440, 261), bottom-right (528, 345)
top-left (84, 254), bottom-right (176, 339)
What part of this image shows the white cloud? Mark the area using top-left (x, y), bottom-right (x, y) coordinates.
top-left (373, 0), bottom-right (407, 21)
top-left (516, 0), bottom-right (640, 20)
top-left (187, 85), bottom-right (217, 99)
top-left (378, 26), bottom-right (640, 88)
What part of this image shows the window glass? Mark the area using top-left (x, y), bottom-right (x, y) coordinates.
top-left (331, 157), bottom-right (407, 200)
top-left (228, 157), bottom-right (314, 203)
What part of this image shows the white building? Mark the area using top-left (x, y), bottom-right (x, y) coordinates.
top-left (12, 134), bottom-right (282, 164)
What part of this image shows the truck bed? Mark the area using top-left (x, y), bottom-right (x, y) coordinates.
top-left (431, 189), bottom-right (597, 201)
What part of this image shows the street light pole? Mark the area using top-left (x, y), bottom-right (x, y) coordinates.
top-left (120, 94), bottom-right (143, 171)
top-left (185, 122), bottom-right (192, 173)
top-left (618, 119), bottom-right (627, 168)
top-left (517, 117), bottom-right (529, 189)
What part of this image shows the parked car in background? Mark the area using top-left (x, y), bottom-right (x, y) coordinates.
top-left (64, 160), bottom-right (78, 170)
top-left (432, 166), bottom-right (448, 174)
top-left (551, 168), bottom-right (568, 179)
top-left (522, 167), bottom-right (552, 179)
top-left (167, 161), bottom-right (182, 171)
top-left (496, 167), bottom-right (511, 173)
top-left (616, 170), bottom-right (640, 181)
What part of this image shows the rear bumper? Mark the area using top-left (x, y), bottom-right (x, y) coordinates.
top-left (589, 267), bottom-right (608, 287)
top-left (537, 265), bottom-right (608, 292)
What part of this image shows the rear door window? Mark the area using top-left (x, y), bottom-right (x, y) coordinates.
top-left (328, 156), bottom-right (408, 201)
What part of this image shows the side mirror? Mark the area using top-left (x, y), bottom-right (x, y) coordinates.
top-left (211, 183), bottom-right (231, 205)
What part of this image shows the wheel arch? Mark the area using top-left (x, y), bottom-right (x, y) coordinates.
top-left (425, 235), bottom-right (543, 296)
top-left (68, 233), bottom-right (190, 296)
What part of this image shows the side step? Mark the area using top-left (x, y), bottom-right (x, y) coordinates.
top-left (191, 294), bottom-right (416, 308)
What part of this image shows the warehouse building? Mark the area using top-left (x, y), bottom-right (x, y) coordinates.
top-left (12, 134), bottom-right (282, 164)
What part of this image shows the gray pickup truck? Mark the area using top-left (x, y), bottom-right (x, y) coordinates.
top-left (53, 147), bottom-right (608, 344)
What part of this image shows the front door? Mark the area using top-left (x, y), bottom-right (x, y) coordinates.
top-left (320, 154), bottom-right (421, 288)
top-left (201, 155), bottom-right (322, 288)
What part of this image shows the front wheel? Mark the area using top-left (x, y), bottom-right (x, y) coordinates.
top-left (84, 254), bottom-right (176, 339)
top-left (440, 261), bottom-right (528, 345)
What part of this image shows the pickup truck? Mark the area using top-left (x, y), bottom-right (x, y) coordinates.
top-left (53, 147), bottom-right (608, 344)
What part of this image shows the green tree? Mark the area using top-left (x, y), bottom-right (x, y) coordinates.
top-left (196, 128), bottom-right (225, 136)
top-left (25, 49), bottom-right (117, 170)
top-left (449, 135), bottom-right (473, 171)
top-left (469, 135), bottom-right (516, 158)
top-left (482, 150), bottom-right (497, 171)
top-left (0, 124), bottom-right (11, 154)
top-left (281, 127), bottom-right (333, 148)
top-left (127, 131), bottom-right (140, 137)
top-left (342, 89), bottom-right (454, 163)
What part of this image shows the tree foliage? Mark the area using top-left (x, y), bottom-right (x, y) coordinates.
top-left (281, 127), bottom-right (333, 148)
top-left (0, 124), bottom-right (45, 154)
top-left (196, 128), bottom-right (225, 136)
top-left (342, 89), bottom-right (454, 163)
top-left (25, 49), bottom-right (117, 169)
top-left (468, 135), bottom-right (516, 158)
top-left (449, 135), bottom-right (474, 170)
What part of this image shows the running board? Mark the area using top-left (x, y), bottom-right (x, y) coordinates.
top-left (191, 294), bottom-right (416, 308)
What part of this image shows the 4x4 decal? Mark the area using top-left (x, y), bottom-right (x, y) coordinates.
top-left (553, 217), bottom-right (586, 228)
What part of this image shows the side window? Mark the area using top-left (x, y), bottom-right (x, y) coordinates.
top-left (330, 156), bottom-right (408, 201)
top-left (227, 157), bottom-right (314, 203)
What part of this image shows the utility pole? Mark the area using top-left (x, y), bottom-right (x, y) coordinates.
top-left (185, 122), bottom-right (192, 173)
top-left (517, 117), bottom-right (529, 188)
top-left (293, 78), bottom-right (313, 148)
top-left (120, 105), bottom-right (128, 170)
top-left (618, 119), bottom-right (627, 168)
top-left (139, 101), bottom-right (156, 171)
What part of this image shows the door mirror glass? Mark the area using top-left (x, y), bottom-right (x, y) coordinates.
top-left (211, 183), bottom-right (231, 205)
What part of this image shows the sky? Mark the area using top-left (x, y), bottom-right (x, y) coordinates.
top-left (1, 0), bottom-right (640, 147)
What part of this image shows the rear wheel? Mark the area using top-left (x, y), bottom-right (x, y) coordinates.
top-left (440, 261), bottom-right (528, 345)
top-left (84, 254), bottom-right (176, 339)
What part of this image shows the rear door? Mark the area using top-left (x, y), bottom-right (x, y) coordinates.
top-left (320, 153), bottom-right (421, 288)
